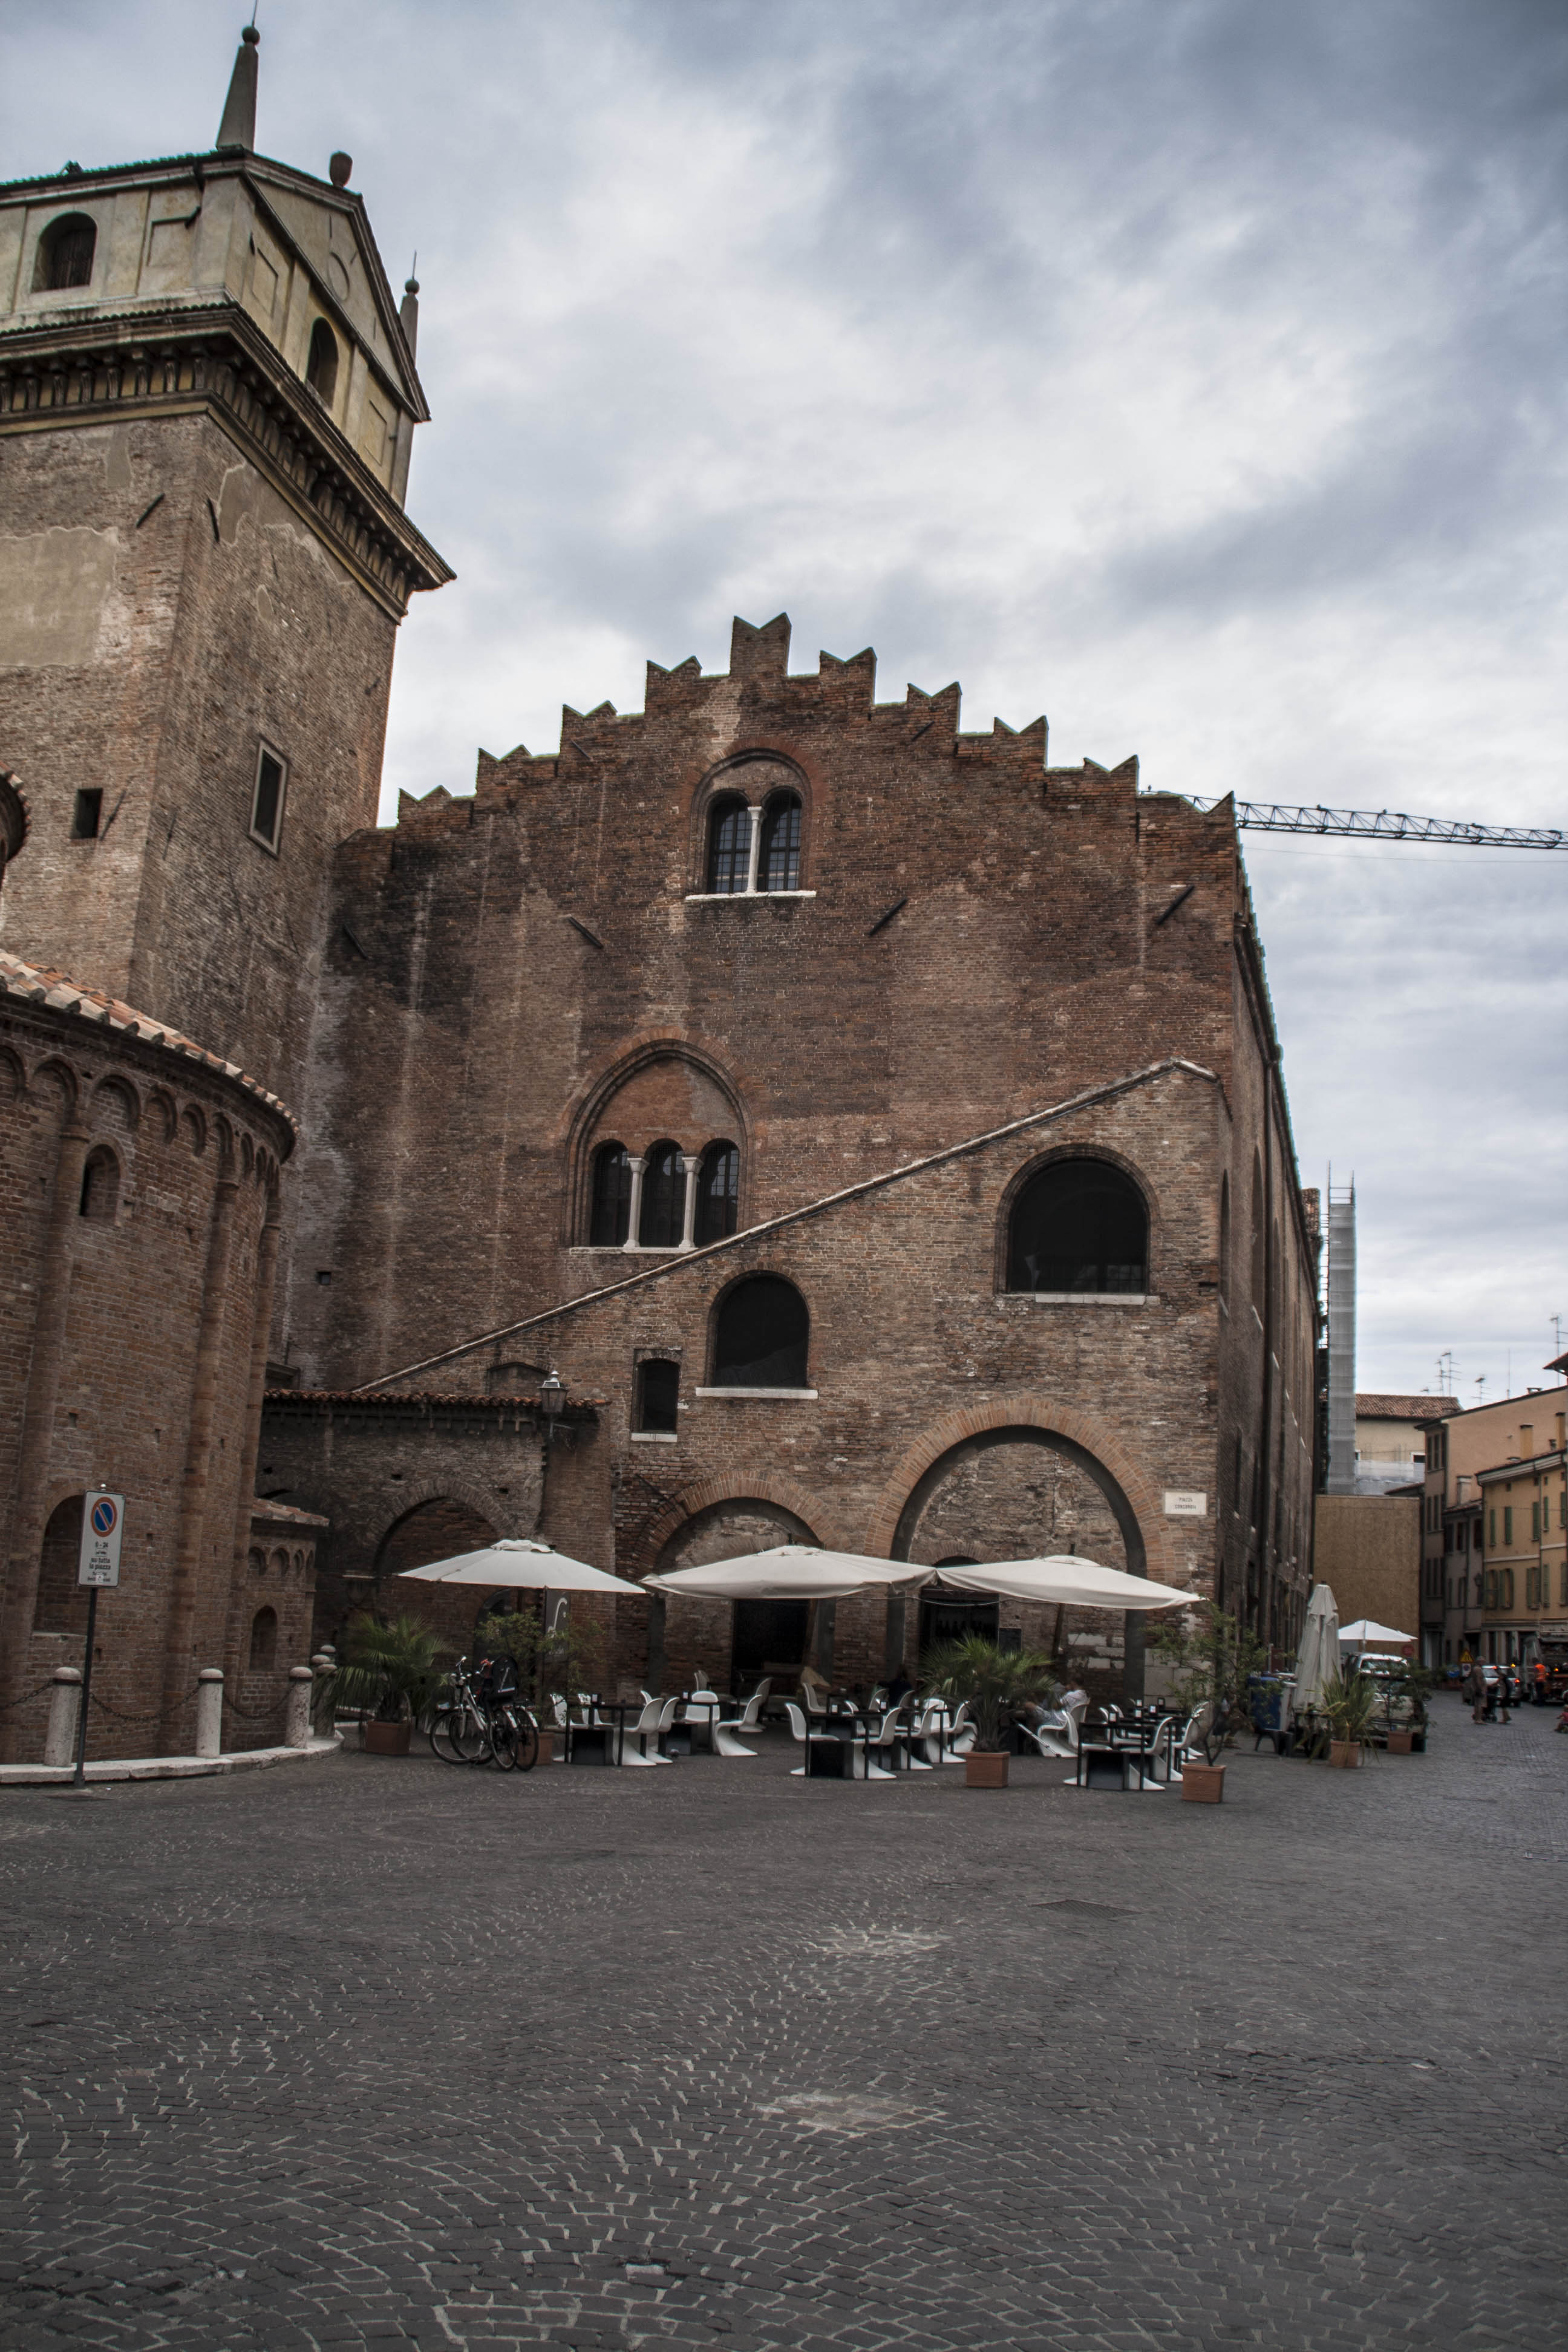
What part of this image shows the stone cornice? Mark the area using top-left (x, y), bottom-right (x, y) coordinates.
top-left (0, 301), bottom-right (452, 619)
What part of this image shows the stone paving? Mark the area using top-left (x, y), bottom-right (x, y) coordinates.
top-left (2, 1697), bottom-right (1566, 2351)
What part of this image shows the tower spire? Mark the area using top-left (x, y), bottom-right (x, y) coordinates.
top-left (215, 24), bottom-right (260, 152)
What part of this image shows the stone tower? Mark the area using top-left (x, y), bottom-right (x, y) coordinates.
top-left (0, 27), bottom-right (451, 1106)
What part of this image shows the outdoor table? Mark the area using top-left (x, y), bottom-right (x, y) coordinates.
top-left (678, 1697), bottom-right (726, 1755)
top-left (564, 1699), bottom-right (636, 1767)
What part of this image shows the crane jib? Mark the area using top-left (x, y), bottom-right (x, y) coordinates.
top-left (1183, 800), bottom-right (1566, 849)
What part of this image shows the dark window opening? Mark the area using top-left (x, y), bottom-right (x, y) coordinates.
top-left (250, 745), bottom-right (287, 852)
top-left (79, 1145), bottom-right (119, 1221)
top-left (638, 1140), bottom-right (687, 1249)
top-left (249, 1606), bottom-right (278, 1671)
top-left (636, 1358), bottom-right (680, 1434)
top-left (71, 789), bottom-right (102, 840)
top-left (1005, 1158), bottom-right (1149, 1295)
top-left (713, 1273), bottom-right (809, 1388)
top-left (919, 1590), bottom-right (999, 1653)
top-left (305, 318), bottom-right (339, 403)
top-left (731, 1597), bottom-right (808, 1687)
top-left (35, 213), bottom-right (96, 292)
top-left (33, 1495), bottom-right (87, 1635)
top-left (694, 1140), bottom-right (740, 1244)
top-left (589, 1142), bottom-right (632, 1246)
top-left (757, 791), bottom-right (802, 892)
top-left (705, 794), bottom-right (750, 893)
top-left (1250, 1154), bottom-right (1266, 1312)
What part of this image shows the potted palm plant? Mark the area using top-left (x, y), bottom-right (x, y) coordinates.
top-left (329, 1613), bottom-right (449, 1756)
top-left (1320, 1668), bottom-right (1379, 1768)
top-left (922, 1636), bottom-right (1058, 1788)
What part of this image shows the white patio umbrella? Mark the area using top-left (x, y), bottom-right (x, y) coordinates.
top-left (397, 1537), bottom-right (642, 1594)
top-left (1292, 1582), bottom-right (1341, 1709)
top-left (642, 1545), bottom-right (935, 1601)
top-left (1338, 1618), bottom-right (1413, 1647)
top-left (935, 1557), bottom-right (1191, 1610)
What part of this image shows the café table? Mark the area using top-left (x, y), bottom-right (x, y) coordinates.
top-left (564, 1697), bottom-right (638, 1767)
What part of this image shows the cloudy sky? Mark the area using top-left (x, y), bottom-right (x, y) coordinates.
top-left (8, 0), bottom-right (1566, 1402)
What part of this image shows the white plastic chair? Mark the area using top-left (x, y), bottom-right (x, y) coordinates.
top-left (1022, 1694), bottom-right (1088, 1761)
top-left (860, 1708), bottom-right (907, 1780)
top-left (621, 1696), bottom-right (670, 1766)
top-left (938, 1700), bottom-right (975, 1762)
top-left (800, 1681), bottom-right (829, 1717)
top-left (784, 1700), bottom-right (847, 1777)
top-left (713, 1688), bottom-right (767, 1757)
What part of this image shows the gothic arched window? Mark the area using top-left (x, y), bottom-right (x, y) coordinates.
top-left (306, 318), bottom-right (339, 403)
top-left (79, 1145), bottom-right (119, 1221)
top-left (1005, 1159), bottom-right (1149, 1296)
top-left (589, 1142), bottom-right (632, 1245)
top-left (712, 1274), bottom-right (810, 1388)
top-left (694, 1140), bottom-right (740, 1244)
top-left (639, 1141), bottom-right (687, 1248)
top-left (706, 794), bottom-right (750, 893)
top-left (34, 213), bottom-right (96, 292)
top-left (757, 792), bottom-right (802, 892)
top-left (249, 1606), bottom-right (278, 1671)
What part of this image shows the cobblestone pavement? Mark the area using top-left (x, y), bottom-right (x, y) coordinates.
top-left (2, 1697), bottom-right (1566, 2351)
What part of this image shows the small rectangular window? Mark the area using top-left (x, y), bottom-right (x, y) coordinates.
top-left (635, 1358), bottom-right (680, 1435)
top-left (250, 743), bottom-right (287, 854)
top-left (71, 788), bottom-right (102, 840)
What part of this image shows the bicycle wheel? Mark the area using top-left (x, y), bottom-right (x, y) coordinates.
top-left (489, 1708), bottom-right (520, 1771)
top-left (429, 1706), bottom-right (467, 1764)
top-left (512, 1712), bottom-right (540, 1773)
top-left (446, 1702), bottom-right (489, 1765)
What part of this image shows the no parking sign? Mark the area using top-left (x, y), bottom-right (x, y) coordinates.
top-left (77, 1491), bottom-right (125, 1587)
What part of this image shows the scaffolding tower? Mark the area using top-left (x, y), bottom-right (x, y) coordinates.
top-left (1325, 1180), bottom-right (1357, 1494)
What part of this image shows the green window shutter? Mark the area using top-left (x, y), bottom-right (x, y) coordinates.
top-left (1504, 1507), bottom-right (1513, 1546)
top-left (1489, 1509), bottom-right (1496, 1547)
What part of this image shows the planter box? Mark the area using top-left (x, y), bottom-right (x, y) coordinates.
top-left (1328, 1739), bottom-right (1362, 1769)
top-left (362, 1721), bottom-right (411, 1757)
top-left (534, 1731), bottom-right (555, 1765)
top-left (1180, 1762), bottom-right (1224, 1804)
top-left (1385, 1731), bottom-right (1414, 1755)
top-left (965, 1751), bottom-right (1009, 1789)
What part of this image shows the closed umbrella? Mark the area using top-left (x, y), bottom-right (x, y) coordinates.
top-left (398, 1537), bottom-right (642, 1593)
top-left (644, 1546), bottom-right (934, 1601)
top-left (936, 1557), bottom-right (1191, 1610)
top-left (1293, 1581), bottom-right (1340, 1710)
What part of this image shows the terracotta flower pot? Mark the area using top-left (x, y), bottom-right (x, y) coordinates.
top-left (1180, 1761), bottom-right (1225, 1803)
top-left (965, 1750), bottom-right (1009, 1788)
top-left (1385, 1731), bottom-right (1414, 1755)
top-left (1328, 1739), bottom-right (1362, 1769)
top-left (534, 1730), bottom-right (555, 1765)
top-left (362, 1720), bottom-right (412, 1756)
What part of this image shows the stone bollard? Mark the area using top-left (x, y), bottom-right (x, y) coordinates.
top-left (195, 1667), bottom-right (224, 1759)
top-left (43, 1666), bottom-right (82, 1769)
top-left (311, 1651), bottom-right (335, 1739)
top-left (285, 1665), bottom-right (314, 1748)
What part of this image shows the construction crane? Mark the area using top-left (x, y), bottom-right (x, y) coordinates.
top-left (1183, 799), bottom-right (1565, 849)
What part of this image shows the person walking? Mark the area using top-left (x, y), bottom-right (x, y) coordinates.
top-left (1465, 1660), bottom-right (1488, 1724)
top-left (1497, 1667), bottom-right (1514, 1725)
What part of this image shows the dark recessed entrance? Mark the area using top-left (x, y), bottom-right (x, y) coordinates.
top-left (731, 1598), bottom-right (808, 1690)
top-left (918, 1559), bottom-right (999, 1658)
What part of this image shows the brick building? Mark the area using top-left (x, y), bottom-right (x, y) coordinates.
top-left (1, 31), bottom-right (1321, 1746)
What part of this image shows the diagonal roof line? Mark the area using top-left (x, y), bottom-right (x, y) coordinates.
top-left (352, 1056), bottom-right (1219, 1394)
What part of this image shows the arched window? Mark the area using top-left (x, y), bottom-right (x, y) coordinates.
top-left (306, 318), bottom-right (339, 403)
top-left (694, 1140), bottom-right (740, 1244)
top-left (249, 1606), bottom-right (278, 1671)
top-left (79, 1145), bottom-right (119, 1221)
top-left (757, 792), bottom-right (802, 892)
top-left (33, 1496), bottom-right (86, 1634)
top-left (589, 1142), bottom-right (632, 1245)
top-left (635, 1358), bottom-right (680, 1434)
top-left (639, 1140), bottom-right (686, 1249)
top-left (706, 794), bottom-right (750, 894)
top-left (34, 213), bottom-right (96, 292)
top-left (1005, 1158), bottom-right (1148, 1295)
top-left (713, 1274), bottom-right (810, 1388)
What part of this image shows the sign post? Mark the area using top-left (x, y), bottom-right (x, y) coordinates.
top-left (72, 1488), bottom-right (123, 1789)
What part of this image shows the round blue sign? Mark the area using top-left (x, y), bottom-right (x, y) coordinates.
top-left (90, 1496), bottom-right (117, 1537)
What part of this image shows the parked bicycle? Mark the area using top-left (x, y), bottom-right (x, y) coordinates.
top-left (430, 1655), bottom-right (540, 1772)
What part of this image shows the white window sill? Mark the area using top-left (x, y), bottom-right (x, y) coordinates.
top-left (684, 890), bottom-right (817, 903)
top-left (570, 1243), bottom-right (693, 1255)
top-left (630, 1431), bottom-right (679, 1443)
top-left (694, 1387), bottom-right (819, 1400)
top-left (1002, 1292), bottom-right (1157, 1307)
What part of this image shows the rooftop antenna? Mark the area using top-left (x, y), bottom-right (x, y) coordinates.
top-left (1474, 1374), bottom-right (1486, 1408)
top-left (1436, 1350), bottom-right (1454, 1396)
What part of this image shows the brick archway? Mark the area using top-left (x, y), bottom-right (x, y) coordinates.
top-left (862, 1394), bottom-right (1177, 1589)
top-left (636, 1472), bottom-right (828, 1573)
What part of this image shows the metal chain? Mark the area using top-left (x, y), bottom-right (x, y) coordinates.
top-left (86, 1679), bottom-right (204, 1725)
top-left (0, 1676), bottom-right (65, 1718)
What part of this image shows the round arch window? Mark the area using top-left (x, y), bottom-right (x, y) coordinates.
top-left (1005, 1159), bottom-right (1148, 1295)
top-left (712, 1275), bottom-right (810, 1388)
